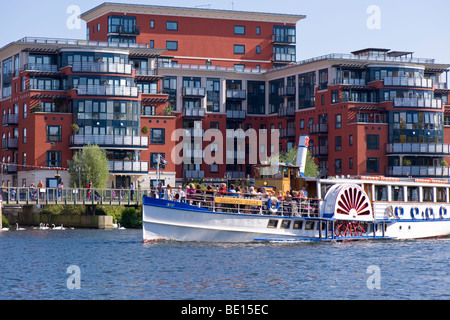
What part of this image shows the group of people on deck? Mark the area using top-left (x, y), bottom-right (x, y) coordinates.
top-left (156, 182), bottom-right (310, 203)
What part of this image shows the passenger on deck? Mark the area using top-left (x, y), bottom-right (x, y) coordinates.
top-left (175, 186), bottom-right (185, 202)
top-left (165, 184), bottom-right (174, 201)
top-left (219, 183), bottom-right (227, 196)
top-left (228, 184), bottom-right (237, 196)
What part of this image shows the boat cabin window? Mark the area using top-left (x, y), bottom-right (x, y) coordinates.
top-left (437, 187), bottom-right (447, 203)
top-left (407, 187), bottom-right (419, 202)
top-left (293, 221), bottom-right (303, 230)
top-left (375, 185), bottom-right (387, 201)
top-left (423, 187), bottom-right (433, 202)
top-left (267, 220), bottom-right (279, 228)
top-left (281, 220), bottom-right (291, 229)
top-left (392, 186), bottom-right (404, 201)
top-left (305, 221), bottom-right (315, 230)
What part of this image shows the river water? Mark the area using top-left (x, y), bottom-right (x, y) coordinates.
top-left (0, 228), bottom-right (449, 301)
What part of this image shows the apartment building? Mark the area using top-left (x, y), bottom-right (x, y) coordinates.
top-left (0, 37), bottom-right (175, 189)
top-left (1, 3), bottom-right (449, 190)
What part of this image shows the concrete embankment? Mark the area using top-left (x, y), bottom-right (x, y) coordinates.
top-left (2, 205), bottom-right (114, 229)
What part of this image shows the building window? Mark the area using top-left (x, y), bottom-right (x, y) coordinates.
top-left (166, 21), bottom-right (178, 31)
top-left (335, 114), bottom-right (342, 129)
top-left (151, 129), bottom-right (165, 144)
top-left (150, 20), bottom-right (155, 29)
top-left (349, 158), bottom-right (353, 170)
top-left (97, 23), bottom-right (100, 32)
top-left (367, 158), bottom-right (379, 173)
top-left (367, 134), bottom-right (379, 150)
top-left (23, 103), bottom-right (27, 119)
top-left (47, 126), bottom-right (62, 142)
top-left (47, 151), bottom-right (62, 167)
top-left (335, 159), bottom-right (342, 174)
top-left (256, 46), bottom-right (261, 54)
top-left (335, 136), bottom-right (342, 151)
top-left (23, 128), bottom-right (27, 144)
top-left (349, 134), bottom-right (353, 146)
top-left (210, 164), bottom-right (219, 173)
top-left (300, 119), bottom-right (304, 129)
top-left (150, 153), bottom-right (166, 169)
top-left (256, 26), bottom-right (261, 35)
top-left (234, 64), bottom-right (245, 72)
top-left (166, 41), bottom-right (178, 51)
top-left (234, 25), bottom-right (245, 35)
top-left (150, 40), bottom-right (154, 48)
top-left (22, 153), bottom-right (27, 166)
top-left (331, 90), bottom-right (339, 104)
top-left (234, 45), bottom-right (245, 54)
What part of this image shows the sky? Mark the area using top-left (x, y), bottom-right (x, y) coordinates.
top-left (1, 0), bottom-right (449, 63)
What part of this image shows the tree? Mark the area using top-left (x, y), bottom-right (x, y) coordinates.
top-left (68, 145), bottom-right (110, 188)
top-left (270, 147), bottom-right (319, 178)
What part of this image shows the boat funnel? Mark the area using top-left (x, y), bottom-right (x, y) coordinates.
top-left (296, 135), bottom-right (310, 177)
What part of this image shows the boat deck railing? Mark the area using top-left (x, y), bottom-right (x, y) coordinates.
top-left (161, 190), bottom-right (321, 217)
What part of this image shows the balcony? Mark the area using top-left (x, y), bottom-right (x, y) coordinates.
top-left (77, 85), bottom-right (139, 98)
top-left (386, 143), bottom-right (450, 156)
top-left (226, 110), bottom-right (247, 120)
top-left (280, 128), bottom-right (296, 138)
top-left (182, 87), bottom-right (206, 98)
top-left (226, 90), bottom-right (247, 100)
top-left (278, 86), bottom-right (296, 97)
top-left (383, 77), bottom-right (433, 89)
top-left (185, 170), bottom-right (205, 179)
top-left (273, 53), bottom-right (296, 63)
top-left (310, 146), bottom-right (328, 157)
top-left (393, 98), bottom-right (442, 109)
top-left (309, 123), bottom-right (328, 135)
top-left (70, 135), bottom-right (149, 149)
top-left (6, 164), bottom-right (18, 174)
top-left (182, 108), bottom-right (206, 118)
top-left (333, 78), bottom-right (366, 86)
top-left (272, 34), bottom-right (296, 44)
top-left (109, 25), bottom-right (141, 36)
top-left (226, 171), bottom-right (246, 179)
top-left (2, 114), bottom-right (19, 126)
top-left (386, 166), bottom-right (450, 178)
top-left (108, 161), bottom-right (149, 174)
top-left (23, 63), bottom-right (59, 73)
top-left (71, 62), bottom-right (133, 75)
top-left (2, 138), bottom-right (18, 150)
top-left (278, 106), bottom-right (295, 118)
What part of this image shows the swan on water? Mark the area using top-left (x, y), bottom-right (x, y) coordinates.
top-left (52, 224), bottom-right (66, 230)
top-left (16, 223), bottom-right (25, 231)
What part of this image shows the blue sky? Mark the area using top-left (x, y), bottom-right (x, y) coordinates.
top-left (1, 0), bottom-right (449, 63)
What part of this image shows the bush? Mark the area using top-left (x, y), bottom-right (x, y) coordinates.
top-left (2, 214), bottom-right (10, 228)
top-left (121, 207), bottom-right (142, 228)
top-left (95, 205), bottom-right (124, 223)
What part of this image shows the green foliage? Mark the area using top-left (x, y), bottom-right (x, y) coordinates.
top-left (68, 145), bottom-right (110, 188)
top-left (40, 205), bottom-right (86, 216)
top-left (2, 214), bottom-right (10, 228)
top-left (95, 205), bottom-right (125, 222)
top-left (121, 207), bottom-right (142, 228)
top-left (272, 148), bottom-right (319, 178)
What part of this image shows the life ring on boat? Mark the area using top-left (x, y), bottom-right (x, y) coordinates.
top-left (268, 197), bottom-right (280, 214)
top-left (425, 207), bottom-right (434, 220)
top-left (410, 207), bottom-right (419, 219)
top-left (440, 206), bottom-right (449, 219)
top-left (395, 206), bottom-right (404, 218)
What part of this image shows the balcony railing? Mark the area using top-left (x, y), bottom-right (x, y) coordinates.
top-left (310, 146), bottom-right (328, 157)
top-left (71, 62), bottom-right (133, 75)
top-left (77, 85), bottom-right (139, 97)
top-left (2, 114), bottom-right (19, 126)
top-left (226, 110), bottom-right (247, 120)
top-left (108, 161), bottom-right (149, 173)
top-left (393, 98), bottom-right (442, 109)
top-left (109, 25), bottom-right (141, 36)
top-left (309, 123), bottom-right (328, 135)
top-left (134, 68), bottom-right (158, 76)
top-left (226, 171), bottom-right (246, 179)
top-left (226, 90), bottom-right (247, 100)
top-left (70, 135), bottom-right (149, 149)
top-left (386, 166), bottom-right (450, 178)
top-left (2, 138), bottom-right (18, 150)
top-left (182, 108), bottom-right (206, 118)
top-left (185, 170), bottom-right (205, 179)
top-left (272, 34), bottom-right (296, 44)
top-left (182, 87), bottom-right (206, 97)
top-left (158, 62), bottom-right (267, 74)
top-left (333, 78), bottom-right (366, 86)
top-left (278, 86), bottom-right (296, 97)
top-left (278, 106), bottom-right (295, 118)
top-left (386, 143), bottom-right (450, 155)
top-left (383, 77), bottom-right (433, 88)
top-left (23, 63), bottom-right (58, 72)
top-left (273, 53), bottom-right (296, 63)
top-left (280, 128), bottom-right (296, 138)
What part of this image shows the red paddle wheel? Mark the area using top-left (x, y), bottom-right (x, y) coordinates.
top-left (334, 221), bottom-right (368, 238)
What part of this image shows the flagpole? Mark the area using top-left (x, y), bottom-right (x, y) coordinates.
top-left (156, 154), bottom-right (161, 198)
